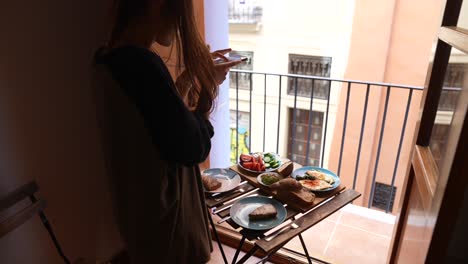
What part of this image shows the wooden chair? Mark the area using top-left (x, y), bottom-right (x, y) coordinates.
top-left (0, 181), bottom-right (71, 263)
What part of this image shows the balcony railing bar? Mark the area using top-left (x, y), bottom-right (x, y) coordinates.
top-left (386, 89), bottom-right (413, 213)
top-left (352, 84), bottom-right (370, 190)
top-left (236, 72), bottom-right (239, 159)
top-left (321, 80), bottom-right (332, 168)
top-left (248, 73), bottom-right (253, 151)
top-left (231, 69), bottom-right (423, 90)
top-left (276, 76), bottom-right (282, 154)
top-left (291, 78), bottom-right (299, 159)
top-left (263, 75), bottom-right (267, 152)
top-left (368, 87), bottom-right (392, 208)
top-left (305, 80), bottom-right (316, 166)
top-left (337, 82), bottom-right (352, 176)
top-left (443, 86), bottom-right (462, 91)
top-left (229, 69), bottom-right (424, 211)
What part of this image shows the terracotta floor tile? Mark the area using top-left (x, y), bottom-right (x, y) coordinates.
top-left (323, 209), bottom-right (342, 222)
top-left (339, 211), bottom-right (394, 237)
top-left (283, 220), bottom-right (337, 262)
top-left (325, 224), bottom-right (391, 264)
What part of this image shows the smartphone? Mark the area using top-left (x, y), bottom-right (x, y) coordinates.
top-left (214, 54), bottom-right (248, 64)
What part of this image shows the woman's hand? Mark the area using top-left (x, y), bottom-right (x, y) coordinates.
top-left (211, 48), bottom-right (244, 85)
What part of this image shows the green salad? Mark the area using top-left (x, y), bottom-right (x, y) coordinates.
top-left (261, 173), bottom-right (281, 185)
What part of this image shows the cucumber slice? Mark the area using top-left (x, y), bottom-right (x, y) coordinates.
top-left (263, 156), bottom-right (271, 162)
top-left (265, 163), bottom-right (271, 168)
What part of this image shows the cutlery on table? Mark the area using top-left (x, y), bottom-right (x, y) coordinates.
top-left (214, 188), bottom-right (246, 201)
top-left (212, 190), bottom-right (261, 215)
top-left (210, 181), bottom-right (247, 198)
top-left (264, 222), bottom-right (299, 241)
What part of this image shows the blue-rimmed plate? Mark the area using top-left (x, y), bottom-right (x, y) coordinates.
top-left (291, 166), bottom-right (341, 192)
top-left (202, 168), bottom-right (241, 194)
top-left (230, 196), bottom-right (287, 231)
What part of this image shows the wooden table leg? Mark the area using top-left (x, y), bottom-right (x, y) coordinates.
top-left (208, 212), bottom-right (228, 264)
top-left (253, 251), bottom-right (274, 264)
top-left (235, 245), bottom-right (259, 264)
top-left (232, 235), bottom-right (246, 264)
top-left (299, 233), bottom-right (312, 264)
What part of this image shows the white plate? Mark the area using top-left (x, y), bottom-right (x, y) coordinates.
top-left (202, 168), bottom-right (241, 194)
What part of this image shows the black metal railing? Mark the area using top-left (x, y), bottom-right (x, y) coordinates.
top-left (229, 69), bottom-right (424, 213)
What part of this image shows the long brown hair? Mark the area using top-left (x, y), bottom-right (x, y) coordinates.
top-left (109, 0), bottom-right (218, 115)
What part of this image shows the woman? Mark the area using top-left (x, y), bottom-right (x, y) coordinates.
top-left (93, 0), bottom-right (241, 263)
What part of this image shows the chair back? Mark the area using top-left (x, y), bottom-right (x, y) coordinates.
top-left (0, 181), bottom-right (70, 263)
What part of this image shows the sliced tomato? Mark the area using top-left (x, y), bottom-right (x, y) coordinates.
top-left (256, 163), bottom-right (262, 171)
top-left (240, 154), bottom-right (252, 162)
top-left (242, 161), bottom-right (254, 169)
top-left (258, 156), bottom-right (264, 166)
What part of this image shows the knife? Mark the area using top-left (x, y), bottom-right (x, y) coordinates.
top-left (212, 188), bottom-right (260, 214)
top-left (262, 213), bottom-right (305, 241)
top-left (262, 194), bottom-right (337, 240)
top-left (210, 181), bottom-right (248, 197)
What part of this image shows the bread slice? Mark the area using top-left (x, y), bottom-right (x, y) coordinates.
top-left (248, 204), bottom-right (277, 220)
top-left (201, 175), bottom-right (222, 191)
top-left (275, 189), bottom-right (315, 208)
top-left (269, 178), bottom-right (302, 192)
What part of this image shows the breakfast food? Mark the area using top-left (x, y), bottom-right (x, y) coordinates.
top-left (201, 175), bottom-right (222, 191)
top-left (276, 189), bottom-right (315, 208)
top-left (260, 173), bottom-right (281, 185)
top-left (296, 170), bottom-right (335, 185)
top-left (299, 179), bottom-right (332, 191)
top-left (277, 161), bottom-right (294, 177)
top-left (248, 204), bottom-right (277, 220)
top-left (269, 178), bottom-right (302, 192)
top-left (270, 178), bottom-right (315, 207)
top-left (239, 152), bottom-right (281, 172)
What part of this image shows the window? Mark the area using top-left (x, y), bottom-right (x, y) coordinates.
top-left (287, 109), bottom-right (323, 166)
top-left (229, 51), bottom-right (254, 90)
top-left (439, 63), bottom-right (465, 111)
top-left (430, 63), bottom-right (466, 168)
top-left (287, 54), bottom-right (332, 99)
top-left (228, 0), bottom-right (263, 24)
top-left (430, 124), bottom-right (450, 165)
top-left (230, 110), bottom-right (250, 163)
top-left (371, 182), bottom-right (397, 212)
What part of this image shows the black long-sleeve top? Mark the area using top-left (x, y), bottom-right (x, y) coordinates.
top-left (97, 46), bottom-right (214, 166)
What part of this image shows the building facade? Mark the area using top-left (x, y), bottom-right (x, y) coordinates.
top-left (227, 0), bottom-right (453, 212)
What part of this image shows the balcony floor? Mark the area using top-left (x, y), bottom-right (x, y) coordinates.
top-left (283, 204), bottom-right (395, 263)
top-left (210, 204), bottom-right (395, 264)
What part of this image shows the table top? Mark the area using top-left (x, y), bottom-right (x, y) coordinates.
top-left (205, 163), bottom-right (361, 253)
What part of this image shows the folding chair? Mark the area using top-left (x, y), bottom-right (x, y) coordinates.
top-left (0, 181), bottom-right (70, 263)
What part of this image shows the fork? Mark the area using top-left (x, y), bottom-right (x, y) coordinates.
top-left (214, 188), bottom-right (246, 201)
top-left (264, 223), bottom-right (299, 241)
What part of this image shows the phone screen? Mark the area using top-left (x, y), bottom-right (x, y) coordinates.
top-left (214, 54), bottom-right (247, 64)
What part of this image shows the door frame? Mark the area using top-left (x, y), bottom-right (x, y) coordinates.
top-left (389, 0), bottom-right (468, 262)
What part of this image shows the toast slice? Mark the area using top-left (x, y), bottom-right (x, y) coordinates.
top-left (276, 189), bottom-right (315, 208)
top-left (248, 204), bottom-right (277, 220)
top-left (201, 175), bottom-right (222, 191)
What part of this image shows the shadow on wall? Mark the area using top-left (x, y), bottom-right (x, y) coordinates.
top-left (0, 1), bottom-right (125, 263)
